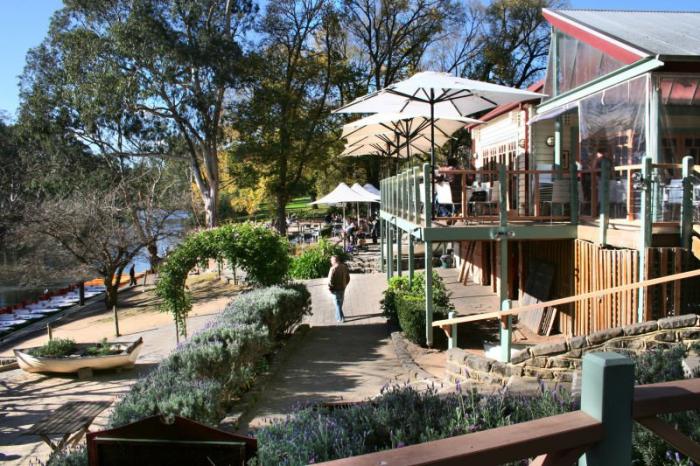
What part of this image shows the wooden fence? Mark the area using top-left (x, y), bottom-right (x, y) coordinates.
top-left (319, 352), bottom-right (700, 466)
top-left (573, 239), bottom-right (640, 335)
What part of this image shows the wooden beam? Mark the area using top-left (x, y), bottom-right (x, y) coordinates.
top-left (433, 268), bottom-right (700, 327)
top-left (636, 416), bottom-right (700, 463)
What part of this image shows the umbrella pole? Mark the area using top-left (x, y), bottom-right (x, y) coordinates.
top-left (430, 91), bottom-right (435, 220)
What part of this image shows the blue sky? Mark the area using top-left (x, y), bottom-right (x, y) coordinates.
top-left (2, 0), bottom-right (700, 118)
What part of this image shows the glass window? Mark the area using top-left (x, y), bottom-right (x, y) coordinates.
top-left (544, 29), bottom-right (628, 98)
top-left (658, 75), bottom-right (700, 164)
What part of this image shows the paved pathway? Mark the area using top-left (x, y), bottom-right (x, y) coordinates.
top-left (239, 273), bottom-right (410, 432)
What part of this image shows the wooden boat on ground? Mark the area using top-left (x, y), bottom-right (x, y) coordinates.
top-left (14, 338), bottom-right (143, 374)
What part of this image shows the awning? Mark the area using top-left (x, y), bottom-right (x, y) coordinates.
top-left (528, 102), bottom-right (578, 125)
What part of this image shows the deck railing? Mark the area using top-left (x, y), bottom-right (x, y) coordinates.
top-left (380, 157), bottom-right (698, 237)
top-left (318, 352), bottom-right (700, 466)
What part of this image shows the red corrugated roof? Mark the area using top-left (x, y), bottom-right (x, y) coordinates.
top-left (467, 80), bottom-right (544, 130)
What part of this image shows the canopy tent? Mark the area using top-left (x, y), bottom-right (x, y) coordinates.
top-left (310, 182), bottom-right (378, 205)
top-left (363, 183), bottom-right (380, 196)
top-left (334, 71), bottom-right (545, 192)
top-left (350, 183), bottom-right (380, 201)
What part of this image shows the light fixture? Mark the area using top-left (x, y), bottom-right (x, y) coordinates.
top-left (545, 136), bottom-right (555, 147)
top-left (518, 139), bottom-right (526, 149)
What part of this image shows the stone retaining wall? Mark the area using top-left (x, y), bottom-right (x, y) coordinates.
top-left (446, 314), bottom-right (700, 386)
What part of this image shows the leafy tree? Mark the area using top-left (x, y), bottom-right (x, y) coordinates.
top-left (230, 0), bottom-right (346, 234)
top-left (21, 0), bottom-right (258, 228)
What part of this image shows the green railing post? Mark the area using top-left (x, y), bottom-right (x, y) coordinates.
top-left (397, 226), bottom-right (402, 276)
top-left (408, 233), bottom-right (415, 284)
top-left (380, 218), bottom-right (385, 273)
top-left (638, 156), bottom-right (653, 322)
top-left (447, 310), bottom-right (457, 350)
top-left (425, 239), bottom-right (433, 347)
top-left (399, 173), bottom-right (405, 219)
top-left (387, 221), bottom-right (394, 279)
top-left (571, 154), bottom-right (579, 224)
top-left (498, 164), bottom-right (512, 363)
top-left (413, 167), bottom-right (420, 223)
top-left (598, 158), bottom-right (610, 247)
top-left (578, 352), bottom-right (634, 466)
top-left (681, 155), bottom-right (694, 250)
top-left (423, 163), bottom-right (432, 227)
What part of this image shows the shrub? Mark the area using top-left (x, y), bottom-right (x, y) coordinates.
top-left (85, 338), bottom-right (120, 356)
top-left (381, 271), bottom-right (452, 323)
top-left (45, 445), bottom-right (88, 466)
top-left (395, 295), bottom-right (448, 347)
top-left (289, 239), bottom-right (348, 280)
top-left (108, 283), bottom-right (310, 431)
top-left (28, 339), bottom-right (77, 358)
top-left (254, 383), bottom-right (577, 465)
top-left (156, 222), bottom-right (290, 337)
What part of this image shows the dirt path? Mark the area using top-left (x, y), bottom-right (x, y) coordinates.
top-left (0, 274), bottom-right (240, 465)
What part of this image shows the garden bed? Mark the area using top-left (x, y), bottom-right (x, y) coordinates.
top-left (14, 338), bottom-right (143, 374)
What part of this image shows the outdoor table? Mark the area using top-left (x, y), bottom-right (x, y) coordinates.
top-left (25, 400), bottom-right (111, 452)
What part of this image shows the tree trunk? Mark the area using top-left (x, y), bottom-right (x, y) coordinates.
top-left (103, 267), bottom-right (124, 309)
top-left (147, 242), bottom-right (161, 272)
top-left (275, 189), bottom-right (289, 236)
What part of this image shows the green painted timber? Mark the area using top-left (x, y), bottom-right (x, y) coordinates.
top-left (448, 310), bottom-right (457, 350)
top-left (397, 228), bottom-right (402, 276)
top-left (681, 156), bottom-right (694, 250)
top-left (425, 239), bottom-right (434, 347)
top-left (638, 157), bottom-right (653, 322)
top-left (579, 353), bottom-right (634, 466)
top-left (387, 221), bottom-right (394, 279)
top-left (554, 117), bottom-right (563, 178)
top-left (423, 163), bottom-right (432, 227)
top-left (537, 58), bottom-right (662, 114)
top-left (570, 148), bottom-right (579, 224)
top-left (598, 158), bottom-right (610, 247)
top-left (408, 234), bottom-right (415, 284)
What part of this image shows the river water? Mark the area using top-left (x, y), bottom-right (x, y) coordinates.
top-left (0, 212), bottom-right (189, 308)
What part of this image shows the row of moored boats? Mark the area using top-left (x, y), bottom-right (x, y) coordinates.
top-left (0, 285), bottom-right (106, 335)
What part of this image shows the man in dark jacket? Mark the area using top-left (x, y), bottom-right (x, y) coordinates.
top-left (327, 255), bottom-right (351, 323)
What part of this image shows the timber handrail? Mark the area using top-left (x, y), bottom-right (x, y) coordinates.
top-left (317, 411), bottom-right (603, 466)
top-left (432, 268), bottom-right (700, 327)
top-left (317, 378), bottom-right (700, 466)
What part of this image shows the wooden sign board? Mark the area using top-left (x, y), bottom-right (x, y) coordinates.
top-left (519, 260), bottom-right (555, 335)
top-left (87, 415), bottom-right (256, 466)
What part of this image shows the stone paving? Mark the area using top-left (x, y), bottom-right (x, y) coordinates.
top-left (238, 273), bottom-right (411, 432)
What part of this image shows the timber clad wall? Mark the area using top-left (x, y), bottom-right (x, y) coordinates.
top-left (644, 248), bottom-right (700, 320)
top-left (574, 240), bottom-right (639, 336)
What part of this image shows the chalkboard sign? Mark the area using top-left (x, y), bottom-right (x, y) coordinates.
top-left (519, 260), bottom-right (556, 334)
top-left (87, 416), bottom-right (256, 466)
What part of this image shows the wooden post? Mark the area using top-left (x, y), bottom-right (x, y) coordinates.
top-left (425, 239), bottom-right (434, 347)
top-left (113, 305), bottom-right (120, 337)
top-left (142, 271), bottom-right (148, 291)
top-left (448, 310), bottom-right (458, 350)
top-left (681, 155), bottom-right (694, 250)
top-left (47, 323), bottom-right (53, 341)
top-left (578, 352), bottom-right (634, 466)
top-left (598, 158), bottom-right (610, 247)
top-left (79, 282), bottom-right (85, 306)
top-left (408, 233), bottom-right (415, 284)
top-left (638, 156), bottom-right (653, 322)
top-left (380, 218), bottom-right (386, 273)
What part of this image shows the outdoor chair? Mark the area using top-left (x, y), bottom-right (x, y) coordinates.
top-left (544, 179), bottom-right (570, 222)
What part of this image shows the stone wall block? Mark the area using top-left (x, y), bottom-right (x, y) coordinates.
top-left (587, 327), bottom-right (623, 345)
top-left (654, 331), bottom-right (677, 343)
top-left (568, 336), bottom-right (587, 349)
top-left (530, 341), bottom-right (568, 357)
top-left (623, 321), bottom-right (658, 336)
top-left (679, 329), bottom-right (700, 341)
top-left (510, 348), bottom-right (531, 364)
top-left (658, 314), bottom-right (698, 329)
top-left (465, 355), bottom-right (492, 373)
top-left (525, 357), bottom-right (549, 368)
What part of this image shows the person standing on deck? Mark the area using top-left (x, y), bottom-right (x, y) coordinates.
top-left (328, 255), bottom-right (350, 323)
top-left (128, 264), bottom-right (136, 287)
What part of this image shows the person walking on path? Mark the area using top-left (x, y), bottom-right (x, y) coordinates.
top-left (128, 264), bottom-right (137, 287)
top-left (328, 255), bottom-right (350, 323)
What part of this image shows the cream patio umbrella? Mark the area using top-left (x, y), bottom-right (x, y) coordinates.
top-left (334, 71), bottom-right (545, 192)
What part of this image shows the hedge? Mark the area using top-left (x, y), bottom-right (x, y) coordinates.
top-left (395, 295), bottom-right (448, 347)
top-left (381, 271), bottom-right (452, 324)
top-left (289, 239), bottom-right (348, 280)
top-left (48, 283), bottom-right (311, 465)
